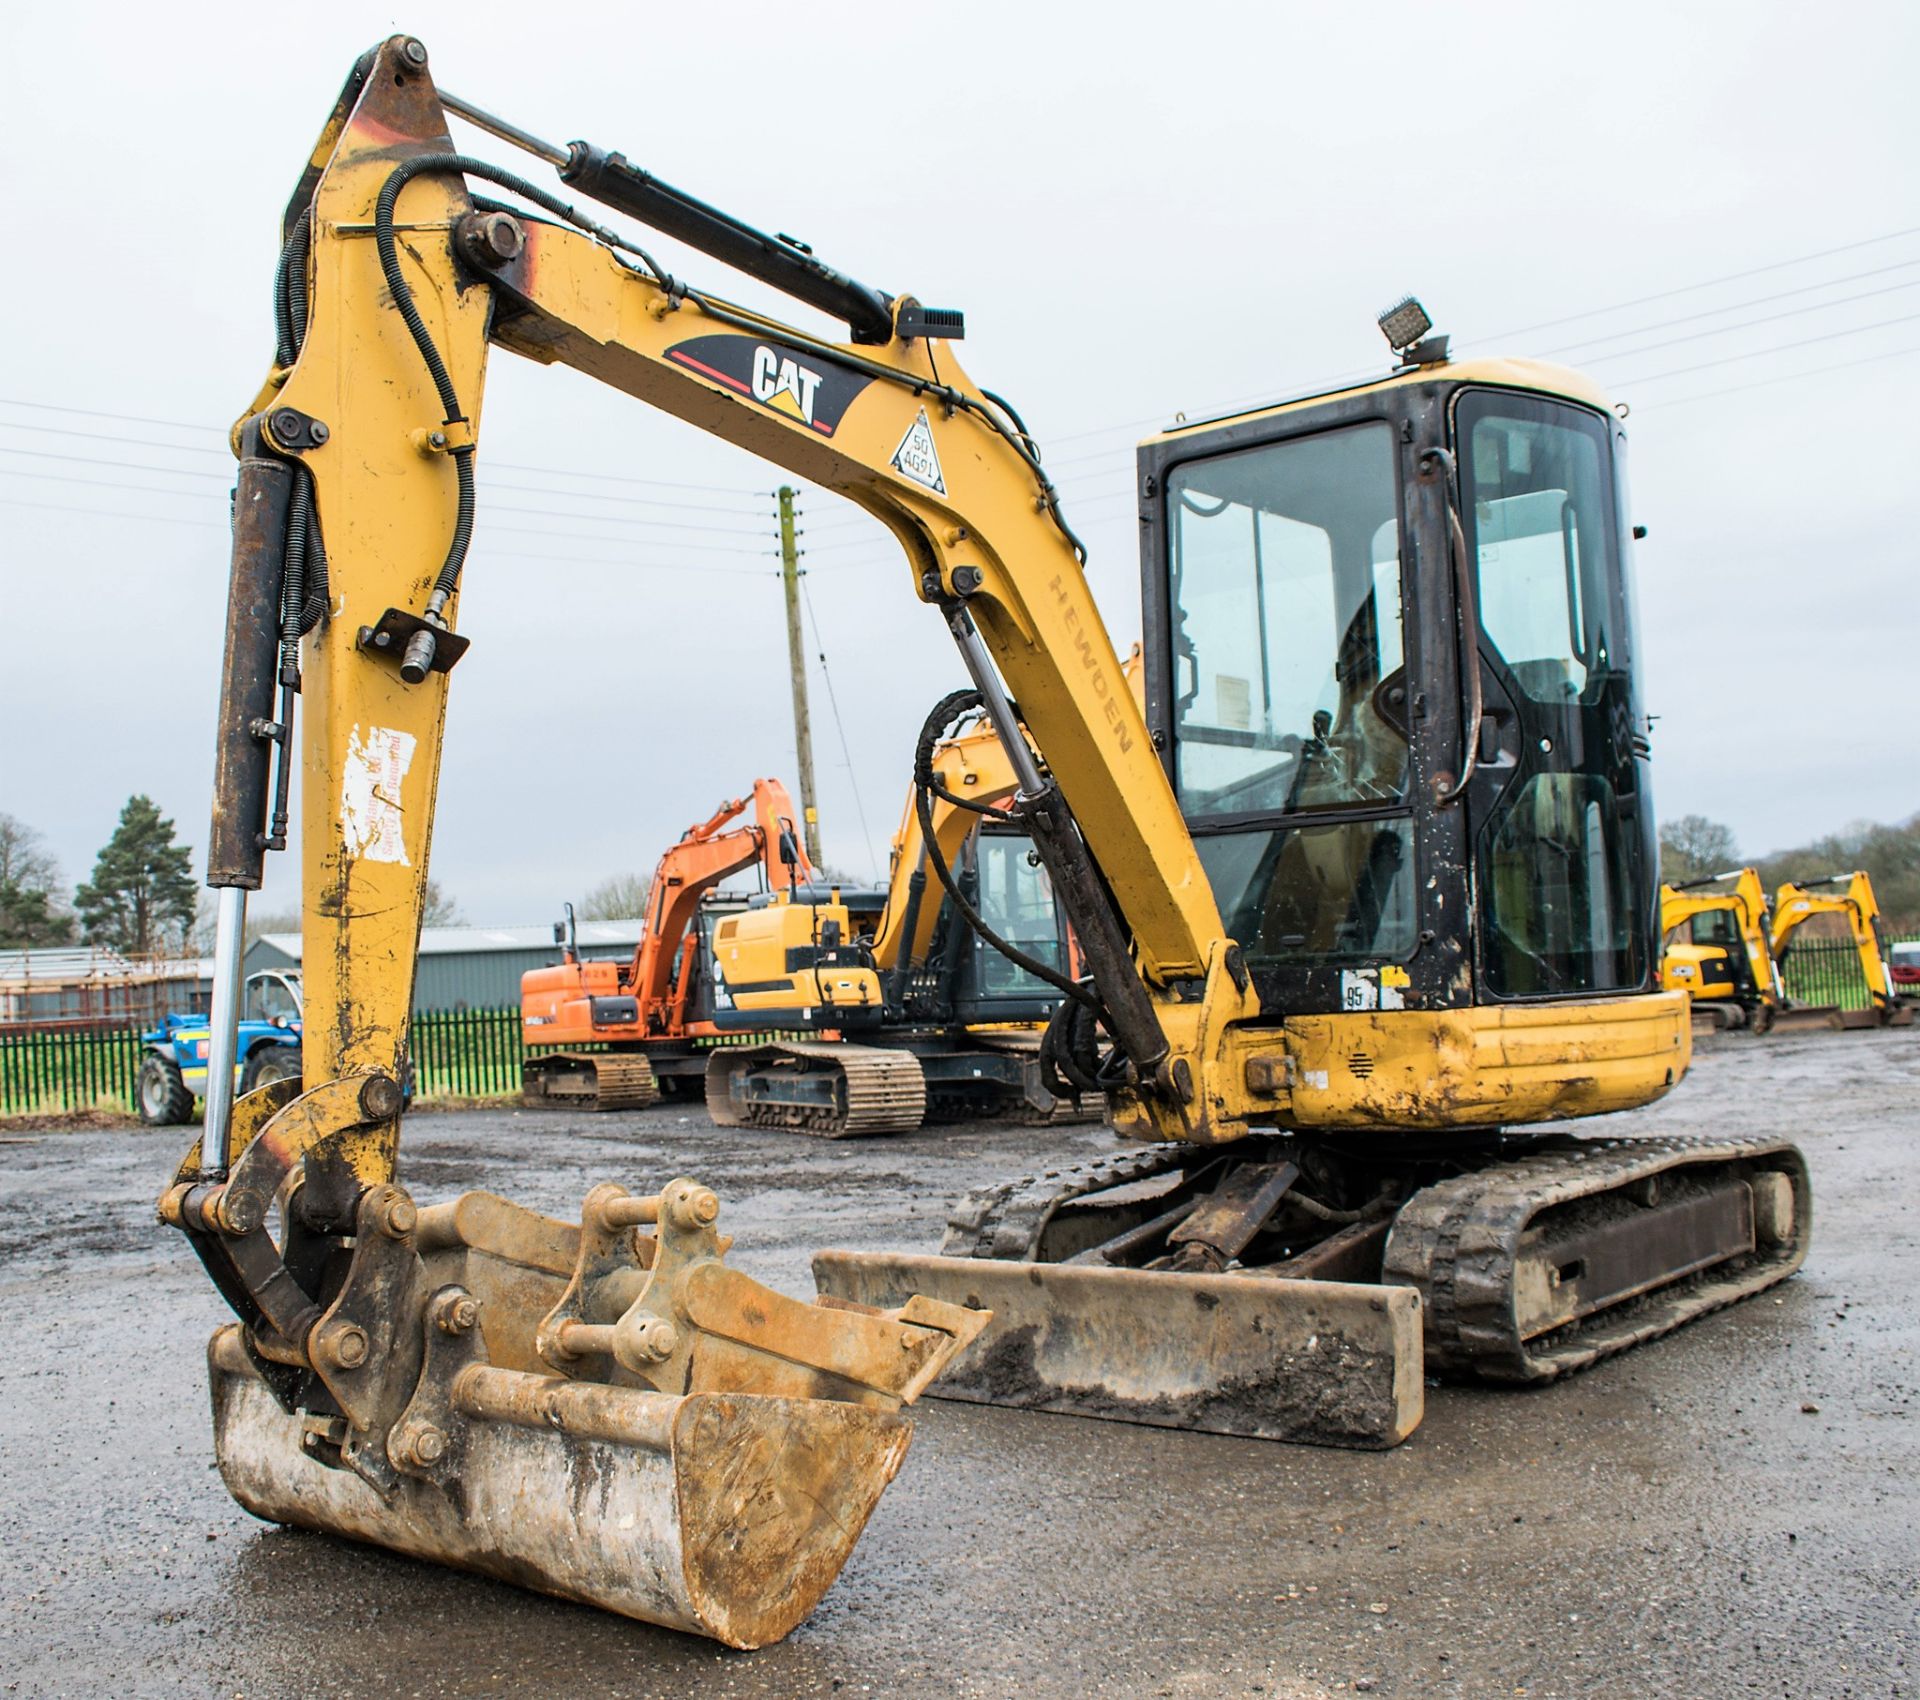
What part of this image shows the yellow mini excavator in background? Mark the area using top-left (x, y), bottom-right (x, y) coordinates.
top-left (1660, 869), bottom-right (1788, 1031)
top-left (166, 37), bottom-right (1814, 1638)
top-left (1771, 871), bottom-right (1912, 1028)
top-left (701, 709), bottom-right (1099, 1133)
top-left (521, 720), bottom-right (1094, 1131)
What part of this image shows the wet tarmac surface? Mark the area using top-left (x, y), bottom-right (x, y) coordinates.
top-left (2, 1028), bottom-right (1915, 1697)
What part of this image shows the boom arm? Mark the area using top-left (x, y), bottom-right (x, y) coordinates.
top-left (1659, 869), bottom-right (1783, 1007)
top-left (209, 34), bottom-right (1251, 1184)
top-left (1771, 873), bottom-right (1898, 1011)
top-left (869, 716), bottom-right (1021, 972)
top-left (633, 778), bottom-right (811, 1014)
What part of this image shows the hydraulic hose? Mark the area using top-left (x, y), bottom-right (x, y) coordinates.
top-left (912, 690), bottom-right (1097, 1013)
top-left (911, 691), bottom-right (1117, 1099)
top-left (372, 152), bottom-right (676, 680)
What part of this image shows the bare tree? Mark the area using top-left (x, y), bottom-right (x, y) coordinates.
top-left (1659, 816), bottom-right (1740, 885)
top-left (0, 813), bottom-right (74, 948)
top-left (421, 877), bottom-right (462, 927)
top-left (578, 873), bottom-right (651, 920)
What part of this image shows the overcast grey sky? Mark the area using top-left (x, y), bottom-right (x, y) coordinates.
top-left (3, 0), bottom-right (1915, 924)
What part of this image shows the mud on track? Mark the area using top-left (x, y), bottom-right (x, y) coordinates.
top-left (1, 1029), bottom-right (1915, 1698)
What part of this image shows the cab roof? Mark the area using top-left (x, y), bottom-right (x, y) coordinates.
top-left (1141, 355), bottom-right (1619, 449)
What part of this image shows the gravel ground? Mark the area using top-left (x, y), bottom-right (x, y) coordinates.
top-left (1, 1027), bottom-right (1915, 1698)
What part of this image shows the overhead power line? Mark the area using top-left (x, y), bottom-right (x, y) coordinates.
top-left (1641, 343), bottom-right (1920, 410)
top-left (798, 573), bottom-right (877, 873)
top-left (0, 398), bottom-right (773, 506)
top-left (0, 496), bottom-right (222, 530)
top-left (1487, 225), bottom-right (1920, 342)
top-left (1565, 281), bottom-right (1920, 368)
top-left (1612, 312), bottom-right (1920, 387)
top-left (1538, 257), bottom-right (1920, 356)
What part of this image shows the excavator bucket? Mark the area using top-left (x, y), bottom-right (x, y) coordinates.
top-left (814, 1251), bottom-right (1423, 1449)
top-left (191, 1179), bottom-right (988, 1648)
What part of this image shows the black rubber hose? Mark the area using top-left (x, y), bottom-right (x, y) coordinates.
top-left (272, 209), bottom-right (313, 368)
top-left (373, 153), bottom-right (679, 641)
top-left (278, 474), bottom-right (311, 670)
top-left (911, 691), bottom-right (1100, 1015)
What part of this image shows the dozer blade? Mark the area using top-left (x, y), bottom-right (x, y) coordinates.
top-left (1766, 1004), bottom-right (1846, 1033)
top-left (813, 1250), bottom-right (1424, 1449)
top-left (195, 1178), bottom-right (988, 1648)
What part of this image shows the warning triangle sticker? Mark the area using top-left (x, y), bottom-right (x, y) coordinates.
top-left (890, 408), bottom-right (947, 495)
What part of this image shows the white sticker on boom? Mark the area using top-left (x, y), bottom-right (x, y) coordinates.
top-left (890, 407), bottom-right (947, 495)
top-left (340, 724), bottom-right (416, 865)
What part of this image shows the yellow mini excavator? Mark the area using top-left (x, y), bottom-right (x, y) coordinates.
top-left (702, 709), bottom-right (1099, 1133)
top-left (166, 36), bottom-right (1814, 1637)
top-left (1771, 871), bottom-right (1912, 1028)
top-left (1660, 868), bottom-right (1788, 1031)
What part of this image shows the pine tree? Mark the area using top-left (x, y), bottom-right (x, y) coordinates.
top-left (74, 796), bottom-right (198, 957)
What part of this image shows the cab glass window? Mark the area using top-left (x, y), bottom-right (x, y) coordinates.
top-left (1169, 423), bottom-right (1406, 818)
top-left (971, 832), bottom-right (1066, 997)
top-left (1463, 400), bottom-right (1619, 705)
top-left (1195, 817), bottom-right (1416, 966)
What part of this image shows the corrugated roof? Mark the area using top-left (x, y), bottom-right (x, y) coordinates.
top-left (0, 946), bottom-right (205, 987)
top-left (250, 919), bottom-right (648, 964)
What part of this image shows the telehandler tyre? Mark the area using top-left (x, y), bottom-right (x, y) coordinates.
top-left (137, 1053), bottom-right (194, 1127)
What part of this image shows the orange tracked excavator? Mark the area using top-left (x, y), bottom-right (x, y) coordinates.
top-left (520, 777), bottom-right (813, 1108)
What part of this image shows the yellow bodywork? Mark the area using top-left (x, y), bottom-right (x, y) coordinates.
top-left (869, 716), bottom-right (1020, 971)
top-left (709, 899), bottom-right (884, 1017)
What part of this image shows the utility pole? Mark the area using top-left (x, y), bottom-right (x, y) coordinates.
top-left (776, 486), bottom-right (824, 866)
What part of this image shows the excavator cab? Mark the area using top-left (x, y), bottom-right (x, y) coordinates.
top-left (1140, 344), bottom-right (1658, 1035)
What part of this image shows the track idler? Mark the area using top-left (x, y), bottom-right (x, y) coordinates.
top-left (189, 1171), bottom-right (987, 1646)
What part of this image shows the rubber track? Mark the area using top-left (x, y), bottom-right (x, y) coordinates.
top-left (521, 1051), bottom-right (658, 1111)
top-left (704, 1042), bottom-right (927, 1138)
top-left (1383, 1133), bottom-right (1811, 1384)
top-left (940, 1143), bottom-right (1188, 1259)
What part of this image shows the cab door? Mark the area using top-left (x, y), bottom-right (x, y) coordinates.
top-left (1447, 388), bottom-right (1657, 1000)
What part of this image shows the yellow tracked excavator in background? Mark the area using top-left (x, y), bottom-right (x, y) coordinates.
top-left (165, 36), bottom-right (1813, 1640)
top-left (1660, 869), bottom-right (1789, 1031)
top-left (700, 708), bottom-right (1100, 1133)
top-left (519, 719), bottom-right (1096, 1130)
top-left (1771, 871), bottom-right (1912, 1028)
